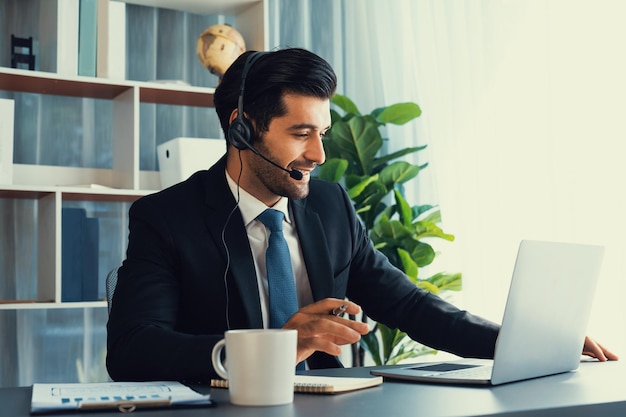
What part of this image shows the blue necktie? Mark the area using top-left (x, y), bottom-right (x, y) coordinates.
top-left (257, 209), bottom-right (299, 329)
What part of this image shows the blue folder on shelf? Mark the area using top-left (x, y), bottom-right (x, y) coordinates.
top-left (61, 208), bottom-right (100, 302)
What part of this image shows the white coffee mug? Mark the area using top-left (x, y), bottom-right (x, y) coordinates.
top-left (211, 329), bottom-right (297, 406)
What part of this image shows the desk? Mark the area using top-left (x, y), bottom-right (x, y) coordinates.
top-left (4, 361), bottom-right (625, 417)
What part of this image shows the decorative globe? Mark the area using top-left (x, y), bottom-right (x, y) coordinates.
top-left (196, 24), bottom-right (246, 78)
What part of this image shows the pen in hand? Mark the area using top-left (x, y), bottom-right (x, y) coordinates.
top-left (331, 304), bottom-right (347, 316)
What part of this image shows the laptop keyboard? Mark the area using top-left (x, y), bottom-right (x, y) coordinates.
top-left (409, 363), bottom-right (493, 380)
top-left (437, 365), bottom-right (493, 380)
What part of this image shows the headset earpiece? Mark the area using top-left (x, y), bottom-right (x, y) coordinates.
top-left (227, 51), bottom-right (269, 150)
top-left (227, 115), bottom-right (253, 150)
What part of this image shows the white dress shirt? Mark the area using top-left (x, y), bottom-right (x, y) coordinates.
top-left (226, 170), bottom-right (314, 328)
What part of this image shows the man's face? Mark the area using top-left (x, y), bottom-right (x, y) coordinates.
top-left (244, 94), bottom-right (331, 204)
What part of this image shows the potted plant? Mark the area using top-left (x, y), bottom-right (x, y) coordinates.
top-left (316, 94), bottom-right (462, 366)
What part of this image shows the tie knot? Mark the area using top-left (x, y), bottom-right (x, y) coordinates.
top-left (257, 209), bottom-right (285, 232)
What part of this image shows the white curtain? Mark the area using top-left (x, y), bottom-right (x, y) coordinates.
top-left (343, 0), bottom-right (626, 354)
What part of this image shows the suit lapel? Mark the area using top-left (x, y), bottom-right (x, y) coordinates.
top-left (291, 199), bottom-right (335, 301)
top-left (202, 157), bottom-right (263, 328)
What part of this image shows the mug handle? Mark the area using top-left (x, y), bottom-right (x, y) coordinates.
top-left (211, 339), bottom-right (229, 380)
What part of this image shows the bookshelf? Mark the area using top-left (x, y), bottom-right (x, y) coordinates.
top-left (0, 0), bottom-right (268, 388)
top-left (0, 0), bottom-right (267, 311)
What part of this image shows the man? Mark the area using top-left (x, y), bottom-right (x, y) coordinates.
top-left (106, 48), bottom-right (616, 383)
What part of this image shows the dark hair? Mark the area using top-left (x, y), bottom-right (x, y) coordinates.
top-left (214, 48), bottom-right (337, 142)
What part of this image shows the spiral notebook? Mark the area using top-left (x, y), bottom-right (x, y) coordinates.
top-left (211, 375), bottom-right (383, 394)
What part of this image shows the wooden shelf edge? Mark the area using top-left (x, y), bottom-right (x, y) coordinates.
top-left (0, 184), bottom-right (156, 202)
top-left (0, 67), bottom-right (132, 99)
top-left (139, 84), bottom-right (215, 107)
top-left (0, 67), bottom-right (215, 106)
top-left (3, 164), bottom-right (162, 199)
top-left (0, 301), bottom-right (107, 311)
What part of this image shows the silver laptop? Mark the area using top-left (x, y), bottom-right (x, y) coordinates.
top-left (371, 240), bottom-right (604, 385)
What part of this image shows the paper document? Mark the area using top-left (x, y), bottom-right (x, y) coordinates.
top-left (31, 381), bottom-right (212, 414)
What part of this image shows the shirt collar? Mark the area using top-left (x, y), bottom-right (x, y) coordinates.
top-left (225, 169), bottom-right (291, 227)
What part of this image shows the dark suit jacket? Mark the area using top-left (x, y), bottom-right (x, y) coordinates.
top-left (106, 156), bottom-right (499, 383)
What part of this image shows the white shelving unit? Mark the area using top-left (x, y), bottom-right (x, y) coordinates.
top-left (121, 0), bottom-right (267, 51)
top-left (0, 0), bottom-right (267, 311)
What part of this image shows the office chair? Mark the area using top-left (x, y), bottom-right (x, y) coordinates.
top-left (105, 267), bottom-right (119, 314)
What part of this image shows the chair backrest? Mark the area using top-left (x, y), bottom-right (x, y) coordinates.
top-left (105, 267), bottom-right (119, 314)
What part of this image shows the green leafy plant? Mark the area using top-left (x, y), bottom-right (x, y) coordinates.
top-left (316, 94), bottom-right (462, 366)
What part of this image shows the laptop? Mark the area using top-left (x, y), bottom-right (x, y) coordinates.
top-left (371, 240), bottom-right (604, 386)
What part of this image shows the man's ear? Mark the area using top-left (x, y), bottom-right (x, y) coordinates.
top-left (228, 109), bottom-right (239, 125)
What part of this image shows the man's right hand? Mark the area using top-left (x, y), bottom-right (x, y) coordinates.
top-left (282, 298), bottom-right (370, 364)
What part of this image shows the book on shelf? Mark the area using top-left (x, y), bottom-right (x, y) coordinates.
top-left (211, 375), bottom-right (383, 394)
top-left (81, 216), bottom-right (100, 301)
top-left (55, 0), bottom-right (80, 76)
top-left (0, 98), bottom-right (14, 185)
top-left (78, 0), bottom-right (98, 76)
top-left (61, 208), bottom-right (100, 302)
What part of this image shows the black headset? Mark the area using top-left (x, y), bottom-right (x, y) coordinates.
top-left (226, 51), bottom-right (304, 181)
top-left (227, 51), bottom-right (269, 150)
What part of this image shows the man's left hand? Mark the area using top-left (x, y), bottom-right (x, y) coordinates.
top-left (583, 336), bottom-right (619, 361)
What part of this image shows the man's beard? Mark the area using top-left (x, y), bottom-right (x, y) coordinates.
top-left (249, 141), bottom-right (310, 200)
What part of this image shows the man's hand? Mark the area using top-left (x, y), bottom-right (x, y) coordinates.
top-left (583, 336), bottom-right (619, 361)
top-left (283, 298), bottom-right (370, 364)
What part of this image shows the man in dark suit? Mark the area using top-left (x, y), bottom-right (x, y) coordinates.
top-left (106, 48), bottom-right (616, 383)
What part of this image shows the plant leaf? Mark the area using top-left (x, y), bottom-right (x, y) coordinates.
top-left (371, 217), bottom-right (414, 243)
top-left (379, 161), bottom-right (420, 188)
top-left (416, 206), bottom-right (441, 223)
top-left (394, 189), bottom-right (412, 227)
top-left (398, 248), bottom-right (418, 282)
top-left (386, 344), bottom-right (437, 365)
top-left (317, 158), bottom-right (348, 183)
top-left (413, 220), bottom-right (455, 242)
top-left (406, 239), bottom-right (436, 267)
top-left (346, 174), bottom-right (379, 199)
top-left (417, 280), bottom-right (440, 294)
top-left (373, 145), bottom-right (427, 169)
top-left (373, 102), bottom-right (422, 125)
top-left (425, 272), bottom-right (463, 292)
top-left (378, 324), bottom-right (397, 363)
top-left (360, 330), bottom-right (383, 366)
top-left (332, 94), bottom-right (360, 115)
